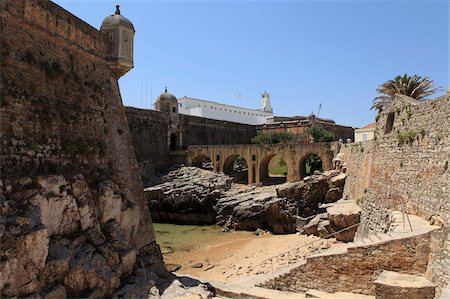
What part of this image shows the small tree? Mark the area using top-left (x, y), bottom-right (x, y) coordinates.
top-left (251, 130), bottom-right (294, 144)
top-left (308, 124), bottom-right (335, 142)
top-left (305, 154), bottom-right (323, 175)
top-left (233, 156), bottom-right (248, 171)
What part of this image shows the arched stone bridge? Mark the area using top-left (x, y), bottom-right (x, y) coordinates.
top-left (187, 142), bottom-right (339, 185)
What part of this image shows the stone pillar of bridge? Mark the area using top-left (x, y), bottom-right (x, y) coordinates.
top-left (286, 153), bottom-right (300, 182)
top-left (255, 156), bottom-right (261, 185)
top-left (214, 151), bottom-right (222, 172)
top-left (248, 163), bottom-right (253, 184)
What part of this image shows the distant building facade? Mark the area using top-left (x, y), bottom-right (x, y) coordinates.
top-left (354, 123), bottom-right (376, 142)
top-left (177, 91), bottom-right (274, 125)
top-left (258, 114), bottom-right (355, 142)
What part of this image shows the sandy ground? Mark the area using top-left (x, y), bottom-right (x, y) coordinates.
top-left (163, 230), bottom-right (335, 283)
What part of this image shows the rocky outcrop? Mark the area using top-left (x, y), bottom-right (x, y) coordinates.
top-left (216, 186), bottom-right (297, 233)
top-left (276, 170), bottom-right (345, 217)
top-left (275, 171), bottom-right (361, 241)
top-left (146, 167), bottom-right (349, 234)
top-left (220, 171), bottom-right (348, 233)
top-left (145, 167), bottom-right (233, 224)
top-left (0, 175), bottom-right (165, 298)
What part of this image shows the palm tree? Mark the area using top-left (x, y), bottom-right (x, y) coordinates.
top-left (371, 74), bottom-right (442, 112)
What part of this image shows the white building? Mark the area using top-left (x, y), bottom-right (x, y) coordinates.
top-left (355, 123), bottom-right (376, 142)
top-left (177, 91), bottom-right (274, 125)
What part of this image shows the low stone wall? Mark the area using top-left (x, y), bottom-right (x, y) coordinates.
top-left (262, 230), bottom-right (434, 295)
top-left (426, 227), bottom-right (450, 297)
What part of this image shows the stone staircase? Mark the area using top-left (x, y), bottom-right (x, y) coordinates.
top-left (175, 211), bottom-right (442, 298)
top-left (193, 211), bottom-right (441, 298)
top-left (178, 274), bottom-right (374, 299)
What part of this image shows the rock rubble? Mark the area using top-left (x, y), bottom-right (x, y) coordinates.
top-left (145, 167), bottom-right (358, 237)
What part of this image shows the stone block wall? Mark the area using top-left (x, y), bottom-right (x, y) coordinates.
top-left (341, 141), bottom-right (376, 202)
top-left (364, 95), bottom-right (449, 224)
top-left (125, 107), bottom-right (257, 185)
top-left (262, 230), bottom-right (434, 295)
top-left (339, 94), bottom-right (450, 294)
top-left (342, 95), bottom-right (449, 235)
top-left (426, 227), bottom-right (450, 297)
top-left (125, 107), bottom-right (170, 186)
top-left (179, 114), bottom-right (257, 145)
top-left (0, 1), bottom-right (161, 297)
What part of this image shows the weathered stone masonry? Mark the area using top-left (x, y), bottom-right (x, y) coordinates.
top-left (1, 1), bottom-right (161, 297)
top-left (125, 106), bottom-right (257, 185)
top-left (262, 230), bottom-right (435, 295)
top-left (362, 95), bottom-right (448, 228)
top-left (340, 94), bottom-right (450, 296)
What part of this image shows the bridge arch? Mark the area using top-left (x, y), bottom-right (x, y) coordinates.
top-left (223, 154), bottom-right (248, 184)
top-left (299, 152), bottom-right (323, 178)
top-left (170, 133), bottom-right (177, 151)
top-left (259, 153), bottom-right (288, 185)
top-left (191, 154), bottom-right (213, 170)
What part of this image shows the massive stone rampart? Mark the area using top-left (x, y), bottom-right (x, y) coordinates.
top-left (341, 94), bottom-right (449, 232)
top-left (340, 93), bottom-right (450, 295)
top-left (178, 113), bottom-right (257, 145)
top-left (125, 107), bottom-right (170, 186)
top-left (125, 106), bottom-right (257, 185)
top-left (0, 1), bottom-right (161, 297)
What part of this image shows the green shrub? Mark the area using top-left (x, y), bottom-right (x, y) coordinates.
top-left (308, 124), bottom-right (335, 142)
top-left (251, 131), bottom-right (293, 144)
top-left (419, 128), bottom-right (426, 137)
top-left (397, 130), bottom-right (417, 144)
top-left (406, 107), bottom-right (413, 119)
top-left (304, 154), bottom-right (323, 175)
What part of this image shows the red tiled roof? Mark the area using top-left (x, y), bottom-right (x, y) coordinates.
top-left (362, 122), bottom-right (376, 129)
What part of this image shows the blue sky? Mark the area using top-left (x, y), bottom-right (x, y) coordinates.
top-left (54, 0), bottom-right (448, 127)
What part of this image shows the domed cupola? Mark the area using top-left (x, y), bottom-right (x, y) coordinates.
top-left (155, 87), bottom-right (179, 123)
top-left (156, 87), bottom-right (178, 103)
top-left (101, 5), bottom-right (135, 78)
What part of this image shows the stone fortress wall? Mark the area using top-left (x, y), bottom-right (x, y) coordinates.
top-left (341, 94), bottom-right (449, 231)
top-left (0, 1), bottom-right (162, 297)
top-left (125, 107), bottom-right (257, 185)
top-left (340, 93), bottom-right (450, 295)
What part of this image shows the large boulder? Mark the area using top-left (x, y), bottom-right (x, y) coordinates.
top-left (329, 173), bottom-right (347, 188)
top-left (324, 187), bottom-right (343, 203)
top-left (326, 201), bottom-right (361, 242)
top-left (216, 185), bottom-right (297, 233)
top-left (145, 167), bottom-right (233, 224)
top-left (276, 173), bottom-right (338, 217)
